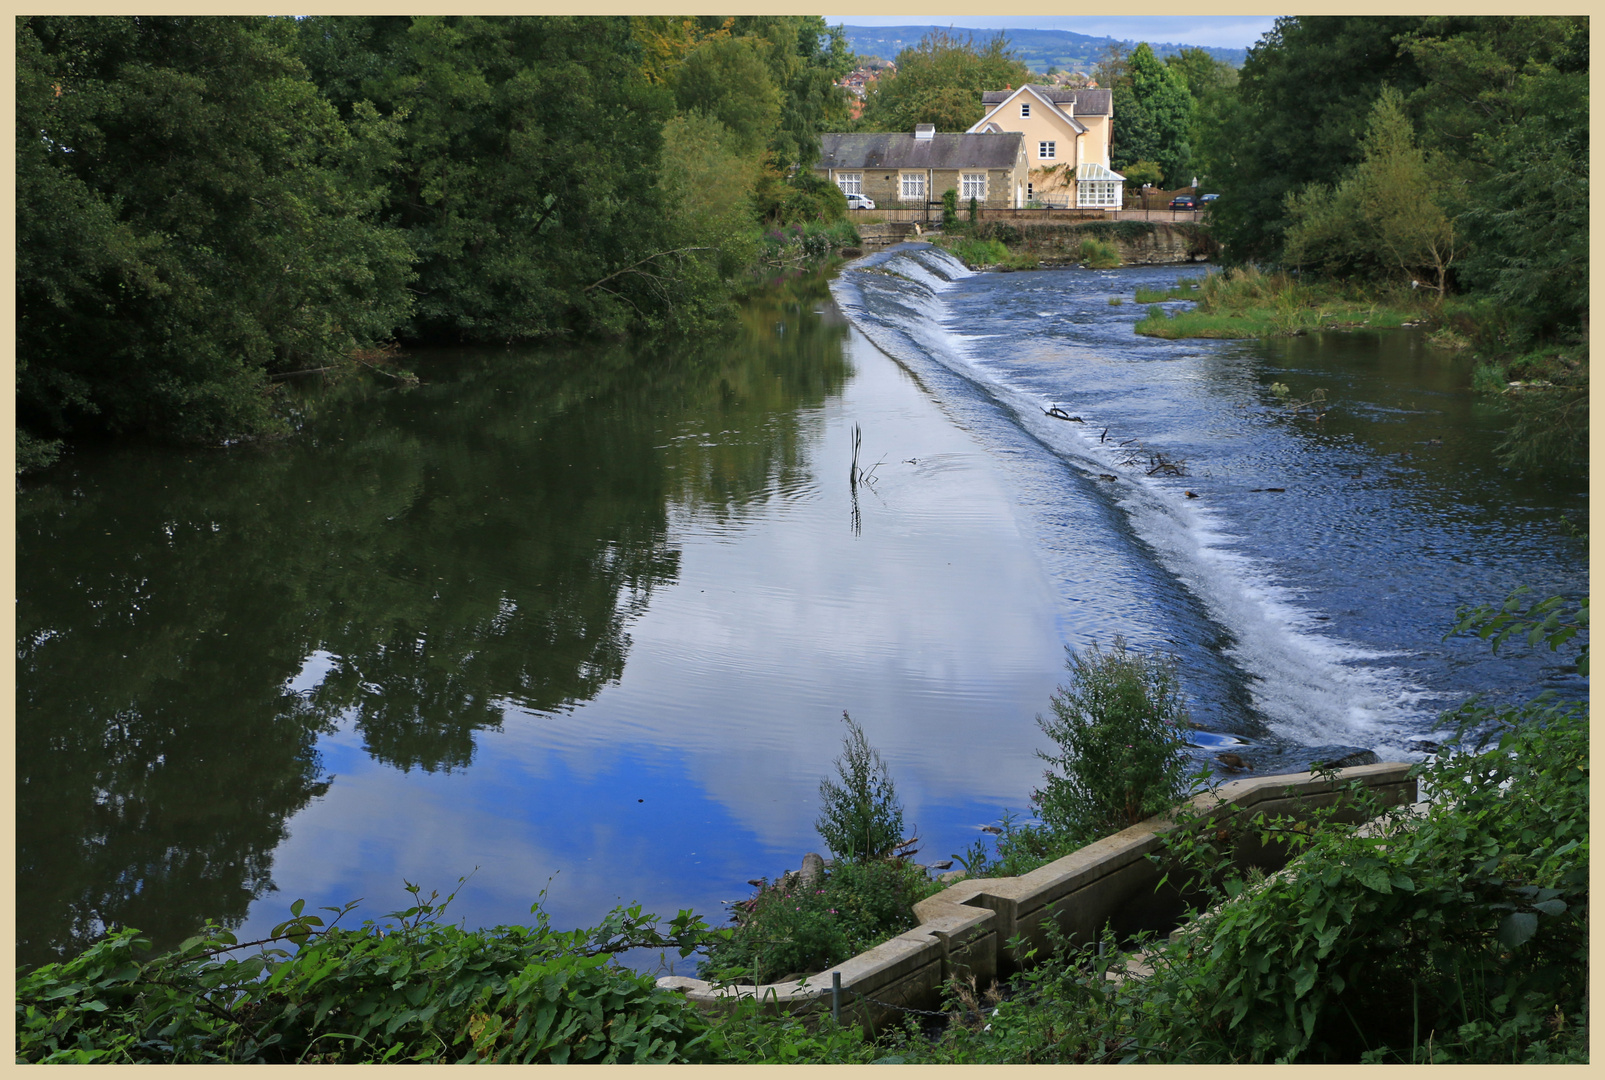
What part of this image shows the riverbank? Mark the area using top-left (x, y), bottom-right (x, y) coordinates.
top-left (936, 219), bottom-right (1214, 271)
top-left (19, 691), bottom-right (1587, 1063)
top-left (1131, 265), bottom-right (1438, 339)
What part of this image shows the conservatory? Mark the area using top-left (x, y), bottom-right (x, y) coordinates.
top-left (1076, 162), bottom-right (1125, 209)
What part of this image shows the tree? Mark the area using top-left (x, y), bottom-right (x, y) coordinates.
top-left (1032, 639), bottom-right (1191, 844)
top-left (16, 16), bottom-right (415, 451)
top-left (1195, 16), bottom-right (1433, 262)
top-left (1164, 46), bottom-right (1237, 101)
top-left (296, 16), bottom-right (748, 341)
top-left (814, 713), bottom-right (906, 863)
top-left (669, 33), bottom-right (782, 157)
top-left (1111, 44), bottom-right (1194, 188)
top-left (856, 30), bottom-right (1030, 132)
top-left (1284, 88), bottom-right (1463, 296)
top-left (1404, 17), bottom-right (1588, 335)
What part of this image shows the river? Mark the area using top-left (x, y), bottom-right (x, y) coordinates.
top-left (16, 249), bottom-right (1586, 972)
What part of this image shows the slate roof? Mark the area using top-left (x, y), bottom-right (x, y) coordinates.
top-left (817, 132), bottom-right (1024, 170)
top-left (981, 85), bottom-right (1112, 115)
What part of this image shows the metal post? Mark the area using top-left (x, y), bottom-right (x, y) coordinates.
top-left (832, 971), bottom-right (841, 1024)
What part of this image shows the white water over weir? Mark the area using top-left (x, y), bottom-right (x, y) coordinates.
top-left (830, 244), bottom-right (1550, 763)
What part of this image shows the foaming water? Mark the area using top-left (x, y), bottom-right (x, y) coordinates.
top-left (834, 244), bottom-right (1586, 761)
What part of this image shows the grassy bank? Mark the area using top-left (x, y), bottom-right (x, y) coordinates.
top-left (931, 235), bottom-right (1039, 271)
top-left (1133, 266), bottom-right (1434, 339)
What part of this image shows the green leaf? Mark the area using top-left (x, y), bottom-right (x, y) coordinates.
top-left (1497, 911), bottom-right (1538, 948)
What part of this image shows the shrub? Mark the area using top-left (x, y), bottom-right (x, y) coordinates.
top-left (814, 712), bottom-right (905, 863)
top-left (14, 886), bottom-right (714, 1064)
top-left (968, 195), bottom-right (979, 225)
top-left (941, 188), bottom-right (959, 230)
top-left (1032, 639), bottom-right (1192, 845)
top-left (1076, 238), bottom-right (1121, 269)
top-left (937, 236), bottom-right (1010, 269)
top-left (698, 860), bottom-right (939, 986)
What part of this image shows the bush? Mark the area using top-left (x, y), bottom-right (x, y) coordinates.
top-left (1076, 238), bottom-right (1121, 269)
top-left (814, 712), bottom-right (906, 863)
top-left (15, 885), bottom-right (714, 1064)
top-left (1032, 639), bottom-right (1192, 846)
top-left (968, 195), bottom-right (979, 225)
top-left (942, 187), bottom-right (959, 230)
top-left (698, 860), bottom-right (939, 986)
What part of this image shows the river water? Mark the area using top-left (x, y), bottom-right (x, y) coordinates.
top-left (16, 249), bottom-right (1586, 971)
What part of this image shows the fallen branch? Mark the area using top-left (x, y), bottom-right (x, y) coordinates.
top-left (583, 247), bottom-right (713, 293)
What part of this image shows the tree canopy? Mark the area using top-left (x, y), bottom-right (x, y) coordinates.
top-left (17, 15), bottom-right (853, 463)
top-left (1110, 43), bottom-right (1193, 187)
top-left (855, 30), bottom-right (1031, 133)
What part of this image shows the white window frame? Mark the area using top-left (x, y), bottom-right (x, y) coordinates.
top-left (1039, 141), bottom-right (1056, 160)
top-left (900, 172), bottom-right (927, 201)
top-left (1077, 179), bottom-right (1121, 208)
top-left (1020, 102), bottom-right (1031, 117)
top-left (961, 172), bottom-right (987, 201)
top-left (835, 172), bottom-right (862, 196)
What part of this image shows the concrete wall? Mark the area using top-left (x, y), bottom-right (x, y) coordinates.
top-left (658, 762), bottom-right (1416, 1032)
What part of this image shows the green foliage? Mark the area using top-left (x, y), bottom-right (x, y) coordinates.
top-left (1111, 44), bottom-right (1194, 187)
top-left (814, 712), bottom-right (906, 863)
top-left (1448, 587), bottom-right (1588, 675)
top-left (941, 188), bottom-right (960, 230)
top-left (16, 15), bottom-right (416, 448)
top-left (684, 997), bottom-right (878, 1063)
top-left (938, 237), bottom-right (1007, 268)
top-left (1137, 693), bottom-right (1588, 1062)
top-left (855, 598), bottom-right (1590, 1064)
top-left (1134, 280), bottom-right (1201, 304)
top-left (1445, 20), bottom-right (1588, 338)
top-left (1282, 87), bottom-right (1463, 295)
top-left (1032, 639), bottom-right (1192, 846)
top-left (760, 219), bottom-right (859, 264)
top-left (1197, 16), bottom-right (1433, 264)
top-left (15, 883), bottom-right (716, 1064)
top-left (1120, 159), bottom-right (1165, 189)
top-left (857, 30), bottom-right (1030, 132)
top-left (759, 169), bottom-right (850, 226)
top-left (669, 33), bottom-right (782, 157)
top-left (968, 195), bottom-right (979, 225)
top-left (1076, 239), bottom-right (1121, 269)
top-left (1135, 265), bottom-right (1430, 339)
top-left (298, 16), bottom-right (695, 342)
top-left (698, 860), bottom-right (939, 985)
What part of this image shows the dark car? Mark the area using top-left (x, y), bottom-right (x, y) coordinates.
top-left (1169, 195), bottom-right (1198, 211)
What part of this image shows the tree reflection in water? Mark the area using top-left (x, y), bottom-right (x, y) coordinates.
top-left (16, 272), bottom-right (849, 967)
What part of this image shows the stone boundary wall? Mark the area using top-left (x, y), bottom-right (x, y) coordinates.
top-left (658, 762), bottom-right (1417, 1031)
top-left (855, 222), bottom-right (921, 245)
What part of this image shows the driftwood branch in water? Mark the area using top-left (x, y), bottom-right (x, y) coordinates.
top-left (1044, 406), bottom-right (1084, 422)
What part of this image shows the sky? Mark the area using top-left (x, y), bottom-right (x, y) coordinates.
top-left (821, 16), bottom-right (1278, 50)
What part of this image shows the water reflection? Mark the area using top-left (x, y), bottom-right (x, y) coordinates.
top-left (16, 274), bottom-right (849, 966)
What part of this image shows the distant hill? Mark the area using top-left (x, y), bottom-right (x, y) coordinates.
top-left (838, 24), bottom-right (1247, 73)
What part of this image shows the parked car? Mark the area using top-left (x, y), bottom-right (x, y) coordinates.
top-left (846, 193), bottom-right (876, 210)
top-left (1168, 195), bottom-right (1197, 211)
top-left (1200, 193), bottom-right (1219, 203)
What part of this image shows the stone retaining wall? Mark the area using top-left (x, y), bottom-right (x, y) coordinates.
top-left (658, 762), bottom-right (1417, 1031)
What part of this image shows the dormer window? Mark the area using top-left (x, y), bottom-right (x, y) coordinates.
top-left (1020, 102), bottom-right (1031, 118)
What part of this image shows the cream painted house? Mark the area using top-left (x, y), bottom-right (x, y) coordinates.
top-left (968, 85), bottom-right (1124, 209)
top-left (816, 125), bottom-right (1029, 209)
